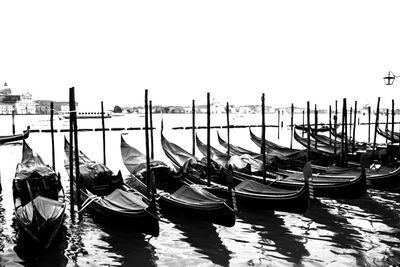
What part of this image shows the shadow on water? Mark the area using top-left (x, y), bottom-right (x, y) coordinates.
top-left (95, 219), bottom-right (158, 267)
top-left (304, 199), bottom-right (367, 265)
top-left (163, 211), bottom-right (232, 266)
top-left (13, 219), bottom-right (68, 267)
top-left (237, 207), bottom-right (309, 265)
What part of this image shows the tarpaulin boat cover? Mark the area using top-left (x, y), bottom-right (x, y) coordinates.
top-left (235, 179), bottom-right (297, 195)
top-left (98, 188), bottom-right (148, 213)
top-left (16, 196), bottom-right (65, 223)
top-left (170, 184), bottom-right (225, 207)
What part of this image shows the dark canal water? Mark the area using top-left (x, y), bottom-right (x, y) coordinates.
top-left (0, 113), bottom-right (400, 266)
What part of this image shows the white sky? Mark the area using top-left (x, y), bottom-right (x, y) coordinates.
top-left (1, 0), bottom-right (400, 110)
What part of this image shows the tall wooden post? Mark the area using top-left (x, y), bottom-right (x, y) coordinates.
top-left (145, 90), bottom-right (152, 197)
top-left (192, 100), bottom-right (196, 156)
top-left (340, 99), bottom-right (346, 166)
top-left (12, 109), bottom-right (15, 135)
top-left (150, 100), bottom-right (154, 160)
top-left (261, 94), bottom-right (266, 183)
top-left (226, 102), bottom-right (230, 156)
top-left (314, 104), bottom-right (318, 150)
top-left (392, 99), bottom-right (395, 143)
top-left (352, 101), bottom-right (357, 153)
top-left (207, 93), bottom-right (211, 187)
top-left (68, 90), bottom-right (75, 221)
top-left (70, 87), bottom-right (81, 220)
top-left (372, 97), bottom-right (381, 161)
top-left (290, 103), bottom-right (294, 149)
top-left (101, 101), bottom-right (106, 165)
top-left (277, 109), bottom-right (280, 139)
top-left (50, 102), bottom-right (56, 171)
top-left (307, 101), bottom-right (311, 160)
top-left (349, 107), bottom-right (353, 142)
top-left (368, 106), bottom-right (371, 143)
top-left (302, 110), bottom-right (305, 137)
top-left (329, 105), bottom-right (332, 146)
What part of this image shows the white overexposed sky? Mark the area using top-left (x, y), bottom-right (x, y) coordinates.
top-left (1, 0), bottom-right (400, 110)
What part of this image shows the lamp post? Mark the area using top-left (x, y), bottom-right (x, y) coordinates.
top-left (383, 71), bottom-right (400, 85)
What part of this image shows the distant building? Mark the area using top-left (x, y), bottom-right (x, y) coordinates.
top-left (15, 93), bottom-right (36, 114)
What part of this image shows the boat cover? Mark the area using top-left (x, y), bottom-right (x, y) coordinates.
top-left (235, 179), bottom-right (296, 195)
top-left (98, 188), bottom-right (148, 213)
top-left (170, 184), bottom-right (225, 207)
top-left (16, 196), bottom-right (65, 223)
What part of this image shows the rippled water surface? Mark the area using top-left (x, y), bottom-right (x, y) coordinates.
top-left (0, 113), bottom-right (400, 266)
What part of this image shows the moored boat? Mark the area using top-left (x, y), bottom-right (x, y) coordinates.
top-left (64, 138), bottom-right (159, 236)
top-left (13, 141), bottom-right (66, 248)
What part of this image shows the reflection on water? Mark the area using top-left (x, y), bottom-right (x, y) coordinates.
top-left (0, 114), bottom-right (400, 266)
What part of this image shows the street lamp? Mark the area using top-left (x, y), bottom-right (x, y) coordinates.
top-left (383, 71), bottom-right (400, 85)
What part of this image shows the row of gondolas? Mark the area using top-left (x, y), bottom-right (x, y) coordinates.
top-left (6, 124), bottom-right (400, 248)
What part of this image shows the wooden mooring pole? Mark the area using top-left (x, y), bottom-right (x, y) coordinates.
top-left (392, 99), bottom-right (395, 143)
top-left (101, 101), bottom-right (106, 165)
top-left (207, 93), bottom-right (211, 187)
top-left (290, 103), bottom-right (294, 149)
top-left (12, 109), bottom-right (15, 135)
top-left (145, 90), bottom-right (152, 197)
top-left (261, 93), bottom-right (266, 183)
top-left (226, 102), bottom-right (230, 156)
top-left (368, 106), bottom-right (371, 143)
top-left (372, 97), bottom-right (381, 161)
top-left (307, 101), bottom-right (311, 160)
top-left (314, 104), bottom-right (318, 150)
top-left (150, 100), bottom-right (154, 160)
top-left (192, 100), bottom-right (196, 156)
top-left (329, 105), bottom-right (332, 146)
top-left (352, 101), bottom-right (357, 153)
top-left (50, 102), bottom-right (56, 171)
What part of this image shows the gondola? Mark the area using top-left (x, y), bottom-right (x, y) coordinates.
top-left (377, 127), bottom-right (400, 143)
top-left (64, 138), bottom-right (159, 236)
top-left (162, 132), bottom-right (310, 214)
top-left (120, 135), bottom-right (236, 227)
top-left (1, 126), bottom-right (30, 144)
top-left (13, 140), bottom-right (66, 248)
top-left (248, 128), bottom-right (399, 191)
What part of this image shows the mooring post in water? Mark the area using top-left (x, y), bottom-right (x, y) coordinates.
top-left (302, 110), bottom-right (305, 137)
top-left (68, 87), bottom-right (75, 221)
top-left (150, 100), bottom-right (154, 160)
top-left (12, 109), bottom-right (15, 135)
top-left (340, 99), bottom-right (345, 166)
top-left (290, 103), bottom-right (294, 149)
top-left (207, 92), bottom-right (211, 187)
top-left (368, 106), bottom-right (371, 143)
top-left (372, 97), bottom-right (381, 161)
top-left (192, 100), bottom-right (196, 156)
top-left (344, 98), bottom-right (349, 165)
top-left (101, 101), bottom-right (106, 165)
top-left (145, 90), bottom-right (152, 197)
top-left (329, 105), bottom-right (332, 146)
top-left (261, 93), bottom-right (266, 183)
top-left (392, 99), bottom-right (395, 143)
top-left (71, 87), bottom-right (82, 220)
top-left (349, 107), bottom-right (353, 142)
top-left (314, 104), bottom-right (318, 150)
top-left (307, 101), bottom-right (311, 160)
top-left (50, 102), bottom-right (56, 172)
top-left (226, 102), bottom-right (230, 156)
top-left (386, 108), bottom-right (389, 144)
top-left (352, 101), bottom-right (357, 153)
top-left (333, 106), bottom-right (338, 156)
top-left (277, 108), bottom-right (280, 139)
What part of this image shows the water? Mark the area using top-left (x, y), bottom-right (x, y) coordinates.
top-left (0, 113), bottom-right (400, 266)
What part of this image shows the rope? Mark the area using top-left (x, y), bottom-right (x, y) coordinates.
top-left (78, 194), bottom-right (101, 213)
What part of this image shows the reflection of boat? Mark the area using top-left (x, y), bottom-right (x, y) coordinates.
top-left (0, 126), bottom-right (30, 144)
top-left (60, 111), bottom-right (112, 119)
top-left (64, 138), bottom-right (160, 236)
top-left (13, 141), bottom-right (66, 248)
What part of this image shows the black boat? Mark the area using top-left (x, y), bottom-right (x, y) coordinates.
top-left (13, 141), bottom-right (66, 248)
top-left (217, 132), bottom-right (367, 199)
top-left (162, 132), bottom-right (310, 214)
top-left (120, 135), bottom-right (236, 227)
top-left (1, 126), bottom-right (30, 145)
top-left (377, 127), bottom-right (400, 143)
top-left (64, 138), bottom-right (159, 236)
